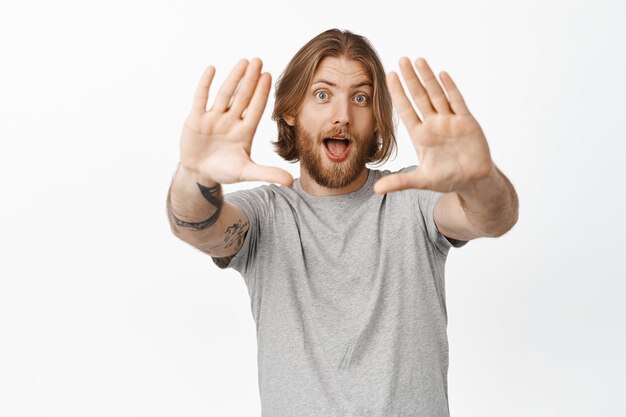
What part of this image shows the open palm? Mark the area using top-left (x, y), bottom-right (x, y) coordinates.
top-left (374, 57), bottom-right (494, 194)
top-left (180, 58), bottom-right (293, 187)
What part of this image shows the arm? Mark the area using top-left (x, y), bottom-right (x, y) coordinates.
top-left (167, 58), bottom-right (292, 262)
top-left (374, 56), bottom-right (519, 242)
top-left (434, 164), bottom-right (519, 241)
top-left (167, 164), bottom-right (249, 258)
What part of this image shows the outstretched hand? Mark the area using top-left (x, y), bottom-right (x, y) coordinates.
top-left (373, 57), bottom-right (494, 195)
top-left (179, 58), bottom-right (294, 187)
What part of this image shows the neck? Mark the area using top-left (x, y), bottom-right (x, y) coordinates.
top-left (299, 167), bottom-right (369, 196)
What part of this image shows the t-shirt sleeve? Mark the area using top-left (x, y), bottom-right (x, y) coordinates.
top-left (399, 165), bottom-right (469, 255)
top-left (210, 185), bottom-right (274, 275)
top-left (418, 188), bottom-right (469, 252)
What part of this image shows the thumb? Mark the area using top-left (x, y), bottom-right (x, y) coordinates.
top-left (241, 162), bottom-right (294, 187)
top-left (373, 170), bottom-right (430, 194)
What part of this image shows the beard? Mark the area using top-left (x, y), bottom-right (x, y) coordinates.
top-left (294, 121), bottom-right (376, 189)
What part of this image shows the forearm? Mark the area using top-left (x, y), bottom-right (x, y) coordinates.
top-left (455, 164), bottom-right (519, 238)
top-left (166, 163), bottom-right (224, 238)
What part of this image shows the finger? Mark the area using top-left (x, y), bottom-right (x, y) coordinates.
top-left (191, 65), bottom-right (216, 114)
top-left (229, 57), bottom-right (263, 117)
top-left (373, 170), bottom-right (430, 194)
top-left (212, 59), bottom-right (249, 112)
top-left (241, 162), bottom-right (294, 187)
top-left (243, 72), bottom-right (271, 128)
top-left (386, 72), bottom-right (421, 130)
top-left (439, 71), bottom-right (470, 115)
top-left (414, 58), bottom-right (452, 115)
top-left (398, 57), bottom-right (436, 118)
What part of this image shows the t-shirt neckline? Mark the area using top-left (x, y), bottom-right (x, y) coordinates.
top-left (293, 168), bottom-right (376, 204)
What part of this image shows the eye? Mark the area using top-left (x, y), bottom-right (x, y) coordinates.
top-left (354, 94), bottom-right (369, 104)
top-left (316, 91), bottom-right (329, 100)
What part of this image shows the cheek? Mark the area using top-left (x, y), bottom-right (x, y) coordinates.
top-left (356, 110), bottom-right (375, 134)
top-left (298, 103), bottom-right (318, 125)
top-left (299, 116), bottom-right (325, 136)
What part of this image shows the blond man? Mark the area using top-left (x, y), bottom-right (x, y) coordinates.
top-left (167, 29), bottom-right (518, 417)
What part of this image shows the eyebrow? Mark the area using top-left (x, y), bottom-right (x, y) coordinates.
top-left (310, 79), bottom-right (373, 89)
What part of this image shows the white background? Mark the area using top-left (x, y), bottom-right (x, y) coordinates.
top-left (1, 0), bottom-right (625, 416)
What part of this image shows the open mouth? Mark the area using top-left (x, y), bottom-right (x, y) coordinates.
top-left (323, 137), bottom-right (351, 158)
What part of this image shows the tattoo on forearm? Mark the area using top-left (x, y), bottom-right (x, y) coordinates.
top-left (208, 219), bottom-right (249, 251)
top-left (167, 182), bottom-right (223, 231)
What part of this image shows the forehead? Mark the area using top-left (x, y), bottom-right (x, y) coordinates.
top-left (311, 56), bottom-right (371, 86)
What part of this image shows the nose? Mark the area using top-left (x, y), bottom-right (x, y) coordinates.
top-left (332, 98), bottom-right (351, 126)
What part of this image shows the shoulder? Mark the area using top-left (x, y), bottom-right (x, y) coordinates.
top-left (223, 183), bottom-right (285, 206)
top-left (222, 182), bottom-right (301, 220)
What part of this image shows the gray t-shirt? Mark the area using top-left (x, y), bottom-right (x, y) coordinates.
top-left (212, 165), bottom-right (467, 417)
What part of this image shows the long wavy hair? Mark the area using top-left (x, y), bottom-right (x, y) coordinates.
top-left (271, 29), bottom-right (397, 166)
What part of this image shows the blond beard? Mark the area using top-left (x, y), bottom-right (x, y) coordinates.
top-left (294, 121), bottom-right (375, 189)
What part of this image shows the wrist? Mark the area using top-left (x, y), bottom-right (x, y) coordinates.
top-left (177, 163), bottom-right (219, 188)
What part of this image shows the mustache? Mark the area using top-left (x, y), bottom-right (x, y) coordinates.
top-left (317, 128), bottom-right (360, 141)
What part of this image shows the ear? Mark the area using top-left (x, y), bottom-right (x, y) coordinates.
top-left (283, 114), bottom-right (296, 126)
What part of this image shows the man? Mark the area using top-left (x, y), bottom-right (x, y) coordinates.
top-left (167, 29), bottom-right (518, 417)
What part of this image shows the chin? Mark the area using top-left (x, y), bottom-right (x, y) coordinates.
top-left (309, 159), bottom-right (363, 189)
